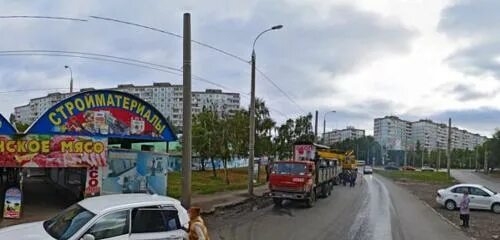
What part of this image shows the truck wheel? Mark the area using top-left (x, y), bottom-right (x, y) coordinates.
top-left (273, 198), bottom-right (282, 207)
top-left (306, 190), bottom-right (316, 208)
top-left (328, 182), bottom-right (332, 196)
top-left (320, 185), bottom-right (327, 198)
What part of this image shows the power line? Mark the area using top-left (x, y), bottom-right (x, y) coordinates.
top-left (255, 68), bottom-right (305, 113)
top-left (89, 16), bottom-right (303, 114)
top-left (90, 15), bottom-right (249, 64)
top-left (0, 15), bottom-right (87, 22)
top-left (0, 51), bottom-right (251, 103)
top-left (0, 50), bottom-right (180, 71)
top-left (0, 52), bottom-right (183, 76)
top-left (0, 88), bottom-right (70, 94)
top-left (0, 16), bottom-right (300, 117)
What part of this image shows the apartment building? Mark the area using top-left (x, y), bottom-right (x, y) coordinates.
top-left (323, 126), bottom-right (365, 145)
top-left (374, 116), bottom-right (487, 151)
top-left (373, 116), bottom-right (412, 151)
top-left (14, 82), bottom-right (240, 129)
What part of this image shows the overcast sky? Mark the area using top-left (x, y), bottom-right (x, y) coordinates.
top-left (0, 0), bottom-right (498, 136)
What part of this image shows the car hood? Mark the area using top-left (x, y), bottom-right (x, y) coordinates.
top-left (0, 221), bottom-right (55, 240)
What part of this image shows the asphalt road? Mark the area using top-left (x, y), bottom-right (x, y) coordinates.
top-left (451, 169), bottom-right (500, 191)
top-left (208, 174), bottom-right (469, 240)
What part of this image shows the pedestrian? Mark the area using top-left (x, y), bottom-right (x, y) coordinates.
top-left (352, 169), bottom-right (358, 187)
top-left (188, 207), bottom-right (210, 240)
top-left (344, 171), bottom-right (350, 186)
top-left (459, 191), bottom-right (471, 228)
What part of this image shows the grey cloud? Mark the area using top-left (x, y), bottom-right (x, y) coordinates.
top-left (428, 108), bottom-right (500, 137)
top-left (449, 84), bottom-right (494, 101)
top-left (0, 0), bottom-right (415, 122)
top-left (439, 0), bottom-right (500, 80)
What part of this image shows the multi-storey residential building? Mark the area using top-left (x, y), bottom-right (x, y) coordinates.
top-left (374, 116), bottom-right (412, 151)
top-left (323, 126), bottom-right (365, 145)
top-left (14, 82), bottom-right (240, 130)
top-left (374, 116), bottom-right (487, 151)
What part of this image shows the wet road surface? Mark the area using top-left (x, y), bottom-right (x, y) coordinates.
top-left (208, 174), bottom-right (469, 240)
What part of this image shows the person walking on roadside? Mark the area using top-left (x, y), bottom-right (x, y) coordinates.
top-left (188, 207), bottom-right (210, 240)
top-left (459, 191), bottom-right (471, 228)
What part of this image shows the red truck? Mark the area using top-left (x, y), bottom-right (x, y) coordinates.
top-left (268, 143), bottom-right (339, 207)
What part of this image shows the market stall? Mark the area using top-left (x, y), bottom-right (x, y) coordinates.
top-left (0, 90), bottom-right (177, 220)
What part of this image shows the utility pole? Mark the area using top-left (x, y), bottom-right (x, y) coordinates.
top-left (248, 24), bottom-right (283, 196)
top-left (314, 110), bottom-right (318, 143)
top-left (403, 150), bottom-right (407, 170)
top-left (248, 44), bottom-right (257, 196)
top-left (181, 13), bottom-right (192, 208)
top-left (468, 151), bottom-right (471, 169)
top-left (447, 118), bottom-right (451, 177)
top-left (475, 147), bottom-right (478, 172)
top-left (484, 142), bottom-right (489, 174)
top-left (437, 149), bottom-right (441, 171)
top-left (421, 149), bottom-right (424, 169)
top-left (64, 65), bottom-right (73, 93)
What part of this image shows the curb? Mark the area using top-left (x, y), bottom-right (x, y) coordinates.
top-left (420, 200), bottom-right (475, 240)
top-left (200, 191), bottom-right (271, 215)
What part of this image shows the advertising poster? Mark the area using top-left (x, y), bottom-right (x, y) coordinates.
top-left (294, 144), bottom-right (314, 161)
top-left (3, 187), bottom-right (21, 219)
top-left (26, 90), bottom-right (176, 141)
top-left (0, 135), bottom-right (107, 168)
top-left (102, 149), bottom-right (169, 196)
top-left (84, 166), bottom-right (102, 197)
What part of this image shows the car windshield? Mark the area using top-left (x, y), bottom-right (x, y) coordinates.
top-left (272, 163), bottom-right (307, 175)
top-left (43, 204), bottom-right (96, 240)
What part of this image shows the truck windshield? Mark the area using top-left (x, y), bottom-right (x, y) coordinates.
top-left (273, 163), bottom-right (307, 175)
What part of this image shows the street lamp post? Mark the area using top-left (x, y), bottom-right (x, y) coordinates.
top-left (322, 110), bottom-right (336, 144)
top-left (248, 25), bottom-right (283, 196)
top-left (64, 65), bottom-right (73, 93)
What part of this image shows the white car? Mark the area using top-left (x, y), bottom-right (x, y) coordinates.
top-left (436, 184), bottom-right (500, 214)
top-left (363, 166), bottom-right (373, 174)
top-left (0, 194), bottom-right (189, 240)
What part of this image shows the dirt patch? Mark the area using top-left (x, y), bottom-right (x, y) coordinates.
top-left (394, 180), bottom-right (500, 240)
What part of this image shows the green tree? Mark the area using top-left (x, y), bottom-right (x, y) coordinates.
top-left (275, 119), bottom-right (295, 159)
top-left (192, 109), bottom-right (220, 176)
top-left (293, 114), bottom-right (314, 143)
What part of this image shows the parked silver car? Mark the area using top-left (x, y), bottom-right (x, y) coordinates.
top-left (0, 194), bottom-right (189, 240)
top-left (436, 184), bottom-right (500, 213)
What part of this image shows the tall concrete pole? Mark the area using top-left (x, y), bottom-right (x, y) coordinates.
top-left (248, 25), bottom-right (283, 195)
top-left (468, 151), bottom-right (471, 169)
top-left (248, 48), bottom-right (256, 196)
top-left (421, 149), bottom-right (424, 169)
top-left (314, 110), bottom-right (318, 143)
top-left (447, 118), bottom-right (451, 177)
top-left (475, 147), bottom-right (478, 172)
top-left (484, 142), bottom-right (489, 174)
top-left (181, 13), bottom-right (192, 208)
top-left (438, 149), bottom-right (441, 171)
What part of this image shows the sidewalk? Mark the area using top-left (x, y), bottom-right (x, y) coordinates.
top-left (193, 184), bottom-right (269, 214)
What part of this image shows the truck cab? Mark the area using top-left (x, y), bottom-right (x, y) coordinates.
top-left (269, 161), bottom-right (314, 203)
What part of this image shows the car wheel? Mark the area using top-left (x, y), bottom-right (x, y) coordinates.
top-left (445, 200), bottom-right (456, 211)
top-left (492, 203), bottom-right (500, 214)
